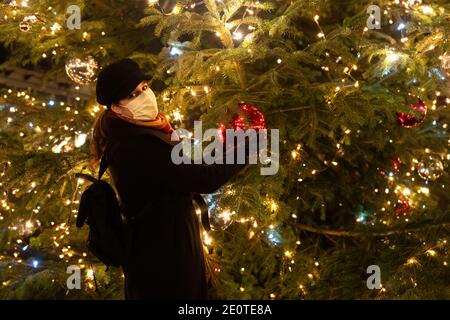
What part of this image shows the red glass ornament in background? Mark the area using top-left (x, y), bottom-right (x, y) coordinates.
top-left (396, 97), bottom-right (427, 128)
top-left (394, 198), bottom-right (413, 216)
top-left (392, 157), bottom-right (402, 172)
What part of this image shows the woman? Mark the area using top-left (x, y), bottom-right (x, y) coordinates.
top-left (91, 59), bottom-right (246, 299)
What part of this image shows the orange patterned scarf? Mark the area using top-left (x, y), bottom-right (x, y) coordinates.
top-left (111, 111), bottom-right (175, 134)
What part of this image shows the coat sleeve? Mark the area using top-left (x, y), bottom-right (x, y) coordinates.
top-left (133, 134), bottom-right (248, 194)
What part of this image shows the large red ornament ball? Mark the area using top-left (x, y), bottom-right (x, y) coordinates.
top-left (231, 103), bottom-right (267, 130)
top-left (219, 102), bottom-right (267, 141)
top-left (391, 157), bottom-right (402, 172)
top-left (394, 198), bottom-right (413, 216)
top-left (396, 96), bottom-right (427, 128)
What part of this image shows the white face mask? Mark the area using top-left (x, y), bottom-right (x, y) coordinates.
top-left (121, 89), bottom-right (158, 121)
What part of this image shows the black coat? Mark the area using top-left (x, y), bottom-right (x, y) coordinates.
top-left (102, 111), bottom-right (246, 299)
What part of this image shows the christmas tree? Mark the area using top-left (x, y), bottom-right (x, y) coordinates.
top-left (0, 0), bottom-right (449, 299)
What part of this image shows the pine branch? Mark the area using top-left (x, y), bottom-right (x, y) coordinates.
top-left (298, 222), bottom-right (450, 237)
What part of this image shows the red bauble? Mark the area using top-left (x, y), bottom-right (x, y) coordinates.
top-left (396, 97), bottom-right (427, 128)
top-left (219, 102), bottom-right (267, 141)
top-left (392, 157), bottom-right (402, 172)
top-left (231, 103), bottom-right (266, 130)
top-left (394, 198), bottom-right (413, 216)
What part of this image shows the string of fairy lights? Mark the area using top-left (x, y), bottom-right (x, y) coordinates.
top-left (304, 0), bottom-right (449, 222)
top-left (0, 0), bottom-right (449, 297)
top-left (0, 86), bottom-right (104, 290)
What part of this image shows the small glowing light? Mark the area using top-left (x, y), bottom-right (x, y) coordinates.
top-left (203, 231), bottom-right (213, 245)
top-left (86, 269), bottom-right (94, 279)
top-left (386, 52), bottom-right (400, 63)
top-left (421, 5), bottom-right (434, 15)
top-left (233, 31), bottom-right (243, 40)
top-left (32, 260), bottom-right (39, 268)
top-left (75, 133), bottom-right (87, 148)
top-left (169, 46), bottom-right (183, 56)
top-left (397, 22), bottom-right (406, 30)
top-left (50, 22), bottom-right (61, 33)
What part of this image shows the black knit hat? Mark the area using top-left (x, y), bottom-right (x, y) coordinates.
top-left (96, 58), bottom-right (150, 107)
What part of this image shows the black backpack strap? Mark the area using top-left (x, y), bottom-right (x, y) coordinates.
top-left (98, 153), bottom-right (108, 180)
top-left (75, 173), bottom-right (98, 184)
top-left (193, 193), bottom-right (211, 232)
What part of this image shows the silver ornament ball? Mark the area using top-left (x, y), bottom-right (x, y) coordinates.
top-left (209, 207), bottom-right (235, 231)
top-left (417, 156), bottom-right (444, 181)
top-left (65, 56), bottom-right (98, 85)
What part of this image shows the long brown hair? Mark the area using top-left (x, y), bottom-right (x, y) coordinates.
top-left (90, 108), bottom-right (111, 164)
